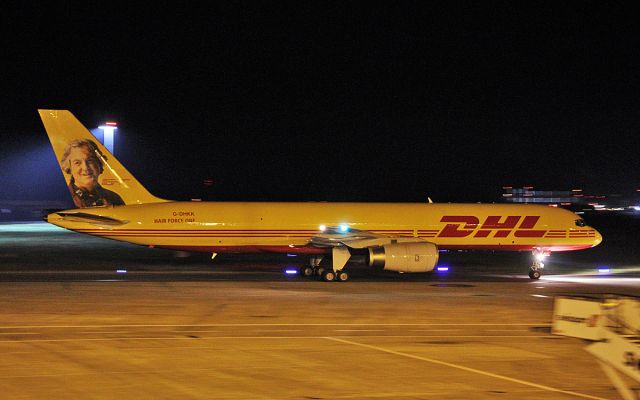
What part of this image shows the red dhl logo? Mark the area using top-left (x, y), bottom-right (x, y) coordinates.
top-left (437, 216), bottom-right (545, 238)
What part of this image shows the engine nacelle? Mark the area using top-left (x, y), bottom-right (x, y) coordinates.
top-left (368, 242), bottom-right (439, 273)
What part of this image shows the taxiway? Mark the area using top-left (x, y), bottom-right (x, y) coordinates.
top-left (0, 222), bottom-right (638, 399)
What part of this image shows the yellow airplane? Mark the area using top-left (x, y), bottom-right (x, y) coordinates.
top-left (39, 110), bottom-right (602, 281)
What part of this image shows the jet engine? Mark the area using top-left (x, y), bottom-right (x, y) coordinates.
top-left (367, 242), bottom-right (439, 273)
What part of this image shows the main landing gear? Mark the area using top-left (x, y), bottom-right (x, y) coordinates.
top-left (299, 255), bottom-right (351, 282)
top-left (528, 250), bottom-right (548, 280)
top-left (319, 269), bottom-right (350, 282)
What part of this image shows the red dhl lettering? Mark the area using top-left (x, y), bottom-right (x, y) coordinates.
top-left (437, 216), bottom-right (546, 238)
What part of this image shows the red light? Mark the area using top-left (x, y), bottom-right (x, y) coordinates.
top-left (105, 121), bottom-right (117, 126)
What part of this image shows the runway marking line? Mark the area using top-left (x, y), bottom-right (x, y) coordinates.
top-left (0, 322), bottom-right (550, 329)
top-left (324, 337), bottom-right (609, 400)
top-left (0, 335), bottom-right (557, 344)
top-left (79, 331), bottom-right (140, 334)
top-left (0, 332), bottom-right (40, 335)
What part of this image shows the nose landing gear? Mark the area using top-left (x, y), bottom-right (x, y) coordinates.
top-left (529, 250), bottom-right (548, 280)
top-left (528, 266), bottom-right (542, 280)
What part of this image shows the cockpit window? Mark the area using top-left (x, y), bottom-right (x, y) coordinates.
top-left (575, 219), bottom-right (586, 227)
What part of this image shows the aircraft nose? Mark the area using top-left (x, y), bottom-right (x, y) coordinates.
top-left (592, 228), bottom-right (603, 247)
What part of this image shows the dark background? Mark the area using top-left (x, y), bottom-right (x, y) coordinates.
top-left (2, 2), bottom-right (639, 203)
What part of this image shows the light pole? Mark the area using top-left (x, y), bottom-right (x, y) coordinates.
top-left (98, 121), bottom-right (118, 154)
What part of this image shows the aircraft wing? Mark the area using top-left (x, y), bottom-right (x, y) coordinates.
top-left (309, 226), bottom-right (426, 249)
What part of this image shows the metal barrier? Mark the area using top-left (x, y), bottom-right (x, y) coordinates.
top-left (553, 296), bottom-right (640, 400)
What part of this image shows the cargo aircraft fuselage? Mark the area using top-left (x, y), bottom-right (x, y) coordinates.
top-left (39, 110), bottom-right (602, 281)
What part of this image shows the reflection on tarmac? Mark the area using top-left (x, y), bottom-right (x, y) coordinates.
top-left (541, 274), bottom-right (640, 285)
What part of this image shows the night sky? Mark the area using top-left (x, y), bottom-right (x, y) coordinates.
top-left (2, 2), bottom-right (639, 203)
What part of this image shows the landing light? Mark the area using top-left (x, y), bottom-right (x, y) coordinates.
top-left (535, 253), bottom-right (546, 262)
top-left (319, 224), bottom-right (327, 232)
top-left (339, 224), bottom-right (349, 233)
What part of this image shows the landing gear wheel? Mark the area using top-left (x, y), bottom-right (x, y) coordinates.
top-left (322, 270), bottom-right (336, 282)
top-left (336, 270), bottom-right (350, 282)
top-left (299, 266), bottom-right (314, 277)
top-left (529, 270), bottom-right (541, 280)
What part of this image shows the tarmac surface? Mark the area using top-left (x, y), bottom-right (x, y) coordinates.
top-left (0, 218), bottom-right (639, 399)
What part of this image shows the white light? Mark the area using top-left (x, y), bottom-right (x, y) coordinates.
top-left (436, 266), bottom-right (449, 272)
top-left (319, 224), bottom-right (326, 232)
top-left (339, 224), bottom-right (349, 233)
top-left (285, 269), bottom-right (297, 275)
top-left (99, 124), bottom-right (118, 154)
top-left (535, 253), bottom-right (546, 262)
top-left (116, 269), bottom-right (127, 274)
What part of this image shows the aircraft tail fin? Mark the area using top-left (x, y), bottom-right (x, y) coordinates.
top-left (38, 109), bottom-right (165, 208)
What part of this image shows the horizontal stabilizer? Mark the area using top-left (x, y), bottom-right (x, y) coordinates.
top-left (54, 211), bottom-right (128, 226)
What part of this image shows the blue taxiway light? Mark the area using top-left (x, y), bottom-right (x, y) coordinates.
top-left (285, 269), bottom-right (298, 275)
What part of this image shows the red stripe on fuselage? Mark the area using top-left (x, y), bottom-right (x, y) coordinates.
top-left (438, 244), bottom-right (595, 252)
top-left (157, 245), bottom-right (329, 254)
